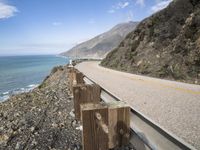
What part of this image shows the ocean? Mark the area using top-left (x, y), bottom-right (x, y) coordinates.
top-left (0, 55), bottom-right (69, 102)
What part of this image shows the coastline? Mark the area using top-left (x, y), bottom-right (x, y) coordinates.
top-left (0, 84), bottom-right (39, 102)
top-left (0, 65), bottom-right (82, 149)
top-left (0, 64), bottom-right (135, 150)
top-left (0, 55), bottom-right (69, 103)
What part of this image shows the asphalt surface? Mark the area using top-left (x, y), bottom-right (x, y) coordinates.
top-left (76, 61), bottom-right (200, 149)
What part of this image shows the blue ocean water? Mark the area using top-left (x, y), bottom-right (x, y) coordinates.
top-left (0, 55), bottom-right (69, 102)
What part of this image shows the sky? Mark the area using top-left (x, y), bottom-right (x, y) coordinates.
top-left (0, 0), bottom-right (172, 56)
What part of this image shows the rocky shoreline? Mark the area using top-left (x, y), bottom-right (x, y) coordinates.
top-left (0, 65), bottom-right (82, 150)
top-left (0, 65), bottom-right (135, 150)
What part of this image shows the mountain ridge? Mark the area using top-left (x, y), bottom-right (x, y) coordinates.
top-left (101, 0), bottom-right (200, 84)
top-left (61, 21), bottom-right (139, 59)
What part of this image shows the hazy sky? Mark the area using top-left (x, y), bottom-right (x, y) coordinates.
top-left (0, 0), bottom-right (172, 56)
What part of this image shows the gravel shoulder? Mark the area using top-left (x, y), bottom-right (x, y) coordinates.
top-left (76, 61), bottom-right (200, 149)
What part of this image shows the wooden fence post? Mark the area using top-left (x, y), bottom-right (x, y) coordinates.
top-left (73, 84), bottom-right (101, 120)
top-left (70, 69), bottom-right (130, 149)
top-left (81, 103), bottom-right (109, 150)
top-left (108, 102), bottom-right (130, 149)
top-left (75, 71), bottom-right (84, 85)
top-left (81, 102), bottom-right (130, 150)
top-left (68, 68), bottom-right (85, 92)
top-left (68, 67), bottom-right (76, 92)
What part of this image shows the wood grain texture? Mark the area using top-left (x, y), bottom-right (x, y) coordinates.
top-left (68, 67), bottom-right (73, 92)
top-left (81, 103), bottom-right (130, 149)
top-left (81, 103), bottom-right (109, 150)
top-left (68, 68), bottom-right (84, 93)
top-left (108, 102), bottom-right (130, 148)
top-left (73, 84), bottom-right (101, 120)
top-left (68, 67), bottom-right (76, 92)
top-left (75, 72), bottom-right (85, 84)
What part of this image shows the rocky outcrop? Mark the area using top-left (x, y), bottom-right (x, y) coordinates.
top-left (61, 22), bottom-right (139, 59)
top-left (101, 0), bottom-right (200, 84)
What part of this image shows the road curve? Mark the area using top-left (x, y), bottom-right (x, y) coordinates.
top-left (75, 61), bottom-right (200, 149)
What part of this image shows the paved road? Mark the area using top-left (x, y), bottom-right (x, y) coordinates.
top-left (76, 61), bottom-right (200, 149)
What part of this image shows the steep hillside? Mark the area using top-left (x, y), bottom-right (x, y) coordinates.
top-left (101, 0), bottom-right (200, 84)
top-left (61, 22), bottom-right (138, 59)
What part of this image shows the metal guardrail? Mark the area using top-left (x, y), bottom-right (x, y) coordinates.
top-left (83, 76), bottom-right (196, 150)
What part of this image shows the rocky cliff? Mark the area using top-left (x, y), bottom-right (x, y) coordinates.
top-left (0, 65), bottom-right (135, 150)
top-left (0, 66), bottom-right (83, 149)
top-left (101, 0), bottom-right (200, 84)
top-left (61, 22), bottom-right (138, 59)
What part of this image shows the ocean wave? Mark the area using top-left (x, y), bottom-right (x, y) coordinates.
top-left (27, 84), bottom-right (37, 88)
top-left (0, 95), bottom-right (10, 102)
top-left (0, 84), bottom-right (39, 102)
top-left (55, 55), bottom-right (67, 58)
top-left (3, 92), bottom-right (9, 95)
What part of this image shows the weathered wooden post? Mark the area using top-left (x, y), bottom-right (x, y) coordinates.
top-left (68, 68), bottom-right (85, 92)
top-left (81, 102), bottom-right (130, 150)
top-left (108, 102), bottom-right (130, 148)
top-left (75, 71), bottom-right (84, 85)
top-left (70, 69), bottom-right (130, 149)
top-left (73, 84), bottom-right (101, 120)
top-left (68, 67), bottom-right (75, 92)
top-left (81, 103), bottom-right (109, 150)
